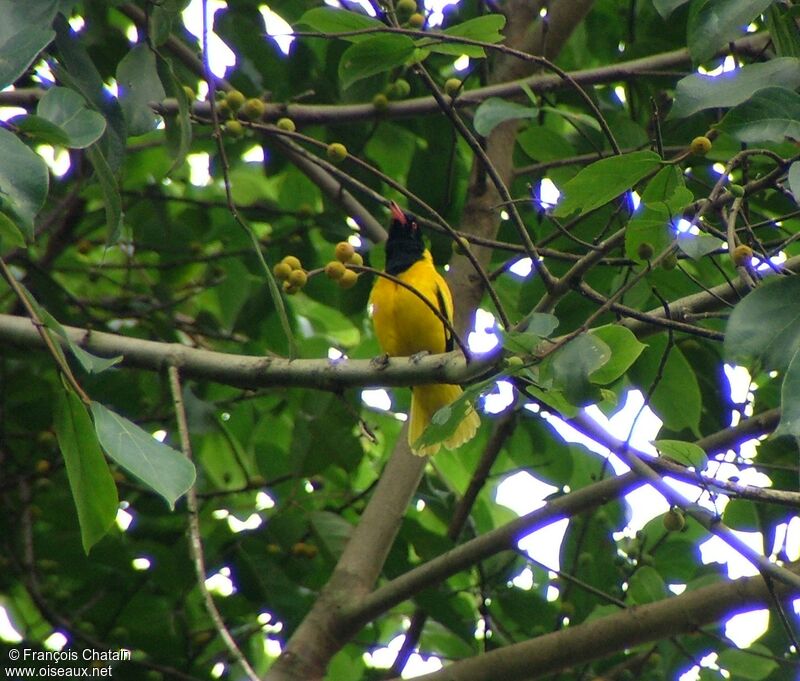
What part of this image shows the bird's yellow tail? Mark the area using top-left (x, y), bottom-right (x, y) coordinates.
top-left (409, 384), bottom-right (480, 456)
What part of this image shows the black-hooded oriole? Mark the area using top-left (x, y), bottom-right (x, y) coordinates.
top-left (369, 202), bottom-right (480, 456)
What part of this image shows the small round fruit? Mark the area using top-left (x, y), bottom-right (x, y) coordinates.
top-left (35, 459), bottom-right (51, 474)
top-left (397, 0), bottom-right (417, 16)
top-left (273, 262), bottom-right (292, 280)
top-left (661, 252), bottom-right (678, 270)
top-left (372, 93), bottom-right (389, 110)
top-left (444, 78), bottom-right (462, 96)
top-left (182, 85), bottom-right (195, 101)
top-left (216, 98), bottom-right (230, 115)
top-left (636, 241), bottom-right (654, 260)
top-left (334, 241), bottom-right (355, 263)
top-left (452, 235), bottom-right (470, 254)
top-left (282, 280), bottom-right (300, 295)
top-left (690, 135), bottom-right (712, 155)
top-left (77, 238), bottom-right (93, 254)
top-left (348, 252), bottom-right (363, 266)
top-left (224, 119), bottom-right (244, 136)
top-left (506, 356), bottom-right (524, 368)
top-left (408, 12), bottom-right (425, 28)
top-left (276, 117), bottom-right (296, 132)
top-left (728, 183), bottom-right (745, 197)
top-left (242, 97), bottom-right (265, 120)
top-left (288, 269), bottom-right (308, 288)
top-left (338, 269), bottom-right (359, 289)
top-left (281, 255), bottom-right (302, 270)
top-left (392, 78), bottom-right (411, 98)
top-left (663, 508), bottom-right (685, 532)
top-left (325, 260), bottom-right (346, 280)
top-left (327, 142), bottom-right (348, 163)
top-left (225, 89), bottom-right (246, 111)
top-left (732, 244), bottom-right (753, 266)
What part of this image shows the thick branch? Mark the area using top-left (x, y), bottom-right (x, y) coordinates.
top-left (382, 565), bottom-right (800, 681)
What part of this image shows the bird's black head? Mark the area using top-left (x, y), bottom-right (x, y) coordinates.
top-left (385, 201), bottom-right (425, 275)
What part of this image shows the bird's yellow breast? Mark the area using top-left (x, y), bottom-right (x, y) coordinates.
top-left (370, 252), bottom-right (453, 358)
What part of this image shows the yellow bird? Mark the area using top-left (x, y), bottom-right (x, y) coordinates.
top-left (369, 202), bottom-right (480, 456)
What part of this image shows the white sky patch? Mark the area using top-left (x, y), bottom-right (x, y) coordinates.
top-left (0, 607), bottom-right (23, 643)
top-left (675, 217), bottom-right (698, 235)
top-left (483, 380), bottom-right (514, 414)
top-left (697, 55), bottom-right (738, 77)
top-left (613, 85), bottom-right (626, 105)
top-left (115, 506), bottom-right (134, 531)
top-left (467, 308), bottom-right (500, 353)
top-left (0, 105), bottom-right (26, 122)
top-left (453, 54), bottom-right (470, 71)
top-left (182, 0), bottom-right (236, 77)
top-left (187, 152), bottom-right (212, 186)
top-left (126, 23), bottom-right (138, 44)
top-left (724, 364), bottom-right (752, 426)
top-left (211, 662), bottom-right (225, 678)
top-left (228, 513), bottom-right (263, 532)
top-left (37, 145), bottom-right (71, 177)
top-left (363, 634), bottom-right (443, 676)
top-left (509, 257), bottom-right (533, 278)
top-left (242, 144), bottom-right (264, 163)
top-left (151, 429), bottom-right (167, 442)
top-left (538, 178), bottom-right (560, 209)
top-left (325, 0), bottom-right (376, 16)
top-left (44, 632), bottom-right (68, 651)
top-left (32, 60), bottom-right (56, 86)
top-left (259, 5), bottom-right (294, 55)
top-left (103, 78), bottom-right (119, 98)
top-left (725, 608), bottom-right (769, 647)
top-left (348, 233), bottom-right (362, 248)
top-left (757, 249), bottom-right (786, 272)
top-left (68, 15), bottom-right (85, 32)
top-left (328, 347), bottom-right (346, 360)
top-left (256, 490), bottom-right (275, 510)
top-left (132, 557), bottom-right (152, 571)
top-left (699, 531), bottom-right (762, 579)
top-left (205, 566), bottom-right (236, 596)
top-left (362, 388), bottom-right (392, 411)
top-left (630, 190), bottom-right (640, 211)
top-left (425, 0), bottom-right (460, 27)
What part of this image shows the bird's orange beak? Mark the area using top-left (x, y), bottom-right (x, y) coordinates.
top-left (389, 201), bottom-right (406, 225)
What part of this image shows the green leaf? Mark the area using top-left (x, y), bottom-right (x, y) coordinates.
top-left (90, 402), bottom-right (195, 509)
top-left (552, 151), bottom-right (661, 218)
top-left (0, 0), bottom-right (58, 89)
top-left (53, 389), bottom-right (118, 554)
top-left (310, 511), bottom-right (353, 560)
top-left (155, 54), bottom-right (192, 174)
top-left (627, 566), bottom-right (666, 604)
top-left (671, 58), bottom-right (800, 119)
top-left (338, 35), bottom-right (416, 89)
top-left (788, 161), bottom-right (800, 204)
top-left (296, 7), bottom-right (383, 43)
top-left (718, 645), bottom-right (778, 680)
top-left (714, 86), bottom-right (800, 143)
top-left (0, 126), bottom-right (49, 240)
top-left (687, 0), bottom-right (773, 64)
top-left (86, 144), bottom-right (124, 243)
top-left (517, 125), bottom-right (575, 162)
top-left (588, 326), bottom-right (646, 385)
top-left (116, 44), bottom-right (166, 136)
top-left (9, 115), bottom-right (71, 146)
top-left (36, 86), bottom-right (107, 149)
top-left (422, 14), bottom-right (506, 57)
top-left (722, 498), bottom-right (760, 532)
top-left (641, 165), bottom-right (683, 205)
top-left (654, 439), bottom-right (709, 470)
top-left (653, 0), bottom-right (691, 18)
top-left (677, 232), bottom-right (721, 260)
top-left (37, 305), bottom-right (123, 373)
top-left (630, 336), bottom-right (701, 435)
top-left (724, 276), bottom-right (800, 371)
top-left (414, 378), bottom-right (491, 451)
top-left (549, 333), bottom-right (611, 406)
top-left (765, 4), bottom-right (800, 58)
top-left (625, 205), bottom-right (673, 263)
top-left (473, 98), bottom-right (537, 136)
top-left (0, 211), bottom-right (26, 249)
top-left (775, 348), bottom-right (800, 438)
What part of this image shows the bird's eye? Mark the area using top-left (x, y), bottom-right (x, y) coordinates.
top-left (410, 221), bottom-right (418, 230)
